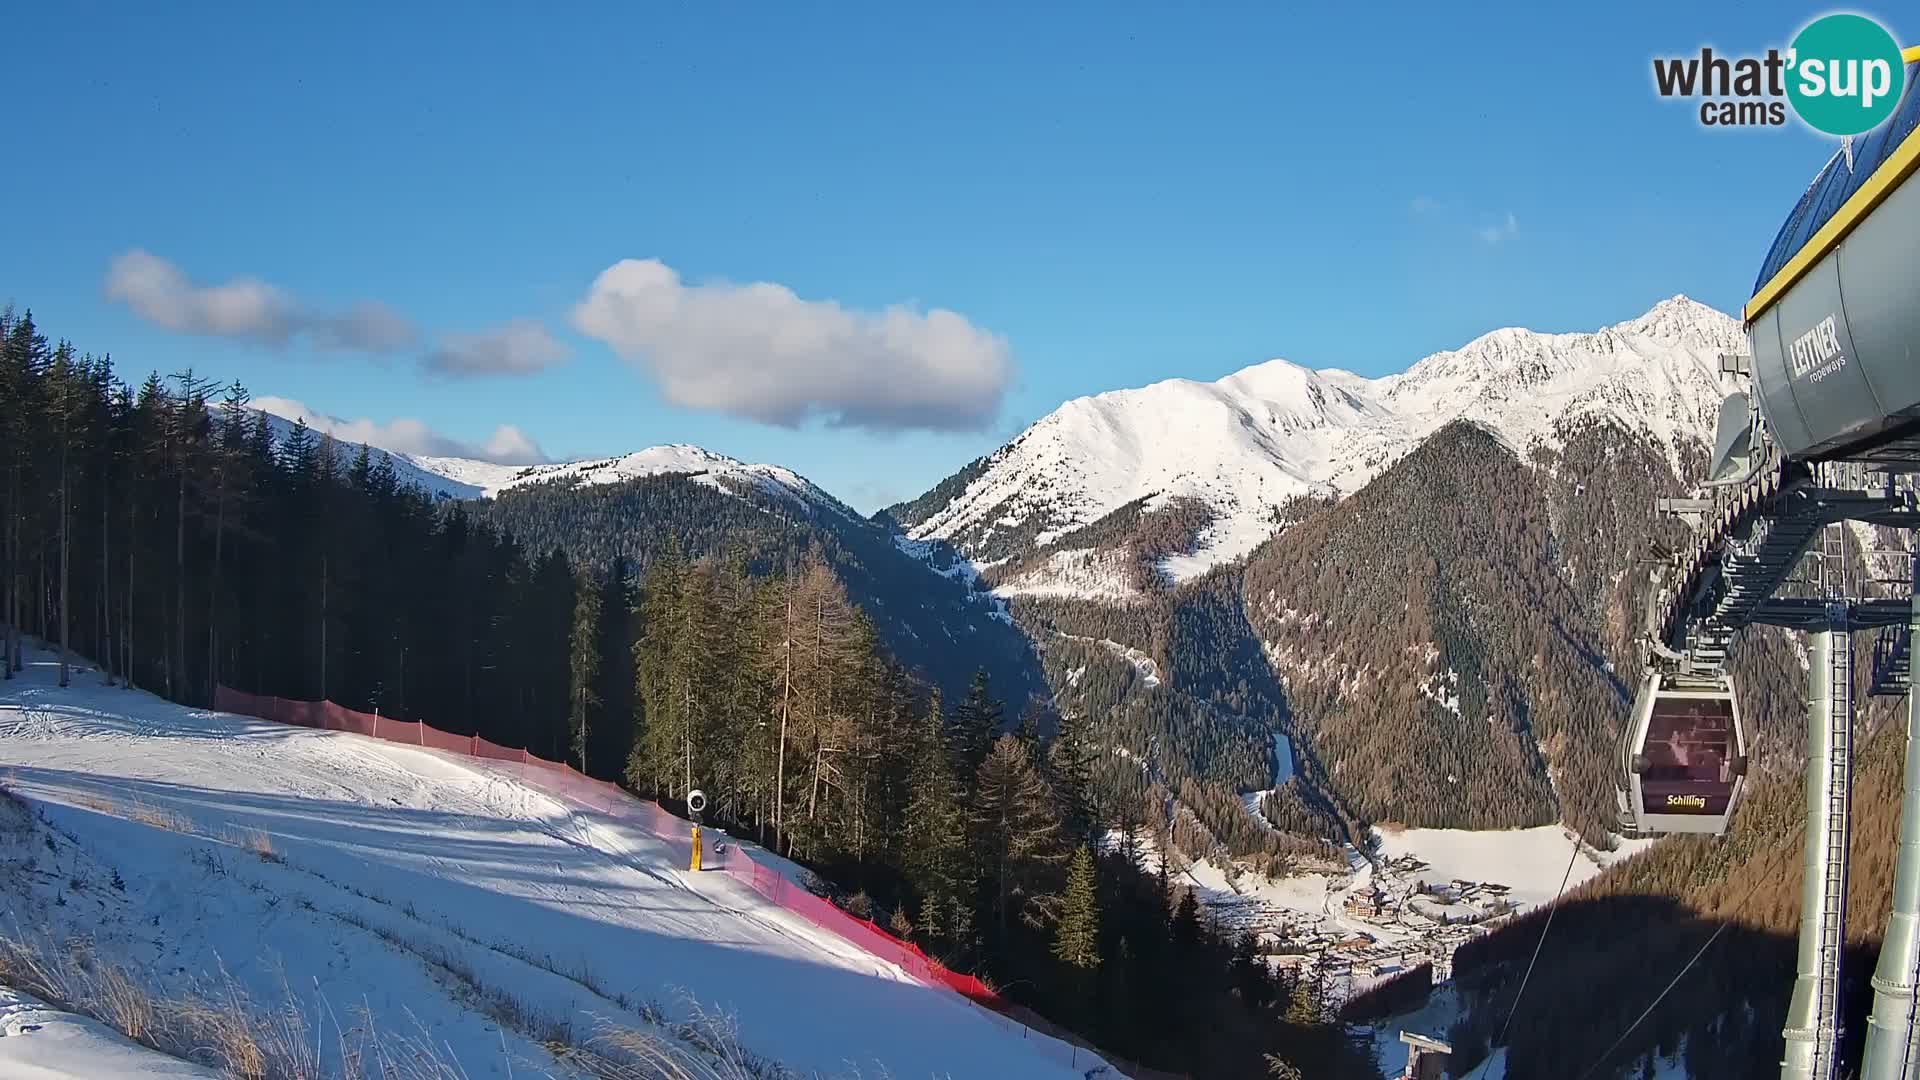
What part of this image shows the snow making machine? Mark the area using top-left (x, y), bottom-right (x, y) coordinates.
top-left (1611, 49), bottom-right (1920, 1080)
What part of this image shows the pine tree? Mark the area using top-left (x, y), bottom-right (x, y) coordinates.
top-left (1053, 845), bottom-right (1101, 969)
top-left (631, 545), bottom-right (686, 793)
top-left (569, 565), bottom-right (602, 772)
top-left (205, 380), bottom-right (254, 699)
top-left (918, 890), bottom-right (944, 941)
top-left (1016, 698), bottom-right (1045, 753)
top-left (906, 688), bottom-right (969, 920)
top-left (1231, 931), bottom-right (1271, 1008)
top-left (2, 312), bottom-right (51, 677)
top-left (46, 342), bottom-right (85, 688)
top-left (585, 560), bottom-right (637, 783)
top-left (949, 668), bottom-right (1003, 783)
top-left (1172, 888), bottom-right (1201, 946)
top-left (1047, 707), bottom-right (1099, 845)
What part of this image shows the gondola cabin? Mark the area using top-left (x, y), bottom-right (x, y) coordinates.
top-left (1622, 673), bottom-right (1749, 835)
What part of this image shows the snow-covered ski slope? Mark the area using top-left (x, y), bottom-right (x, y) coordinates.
top-left (0, 652), bottom-right (1111, 1079)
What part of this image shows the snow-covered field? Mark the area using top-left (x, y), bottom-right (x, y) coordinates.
top-left (0, 651), bottom-right (1108, 1079)
top-left (1372, 825), bottom-right (1656, 909)
top-left (0, 985), bottom-right (220, 1079)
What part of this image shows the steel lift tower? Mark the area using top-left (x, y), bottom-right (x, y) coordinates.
top-left (1619, 64), bottom-right (1920, 1080)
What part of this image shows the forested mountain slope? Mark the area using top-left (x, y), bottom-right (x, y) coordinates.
top-left (881, 297), bottom-right (1754, 857)
top-left (475, 473), bottom-right (1045, 707)
top-left (1000, 408), bottom-right (1735, 856)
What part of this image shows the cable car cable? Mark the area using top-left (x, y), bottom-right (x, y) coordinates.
top-left (1570, 920), bottom-right (1731, 1080)
top-left (1458, 840), bottom-right (1584, 1080)
top-left (1566, 825), bottom-right (1803, 1080)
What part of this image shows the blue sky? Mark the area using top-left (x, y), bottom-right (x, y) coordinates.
top-left (0, 2), bottom-right (1886, 511)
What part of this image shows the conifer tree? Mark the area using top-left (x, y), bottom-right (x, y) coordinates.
top-left (1053, 845), bottom-right (1101, 969)
top-left (1047, 707), bottom-right (1100, 845)
top-left (949, 667), bottom-right (1002, 784)
top-left (973, 734), bottom-right (1066, 933)
top-left (1172, 888), bottom-right (1201, 946)
top-left (47, 342), bottom-right (85, 687)
top-left (906, 688), bottom-right (969, 917)
top-left (569, 565), bottom-right (602, 772)
top-left (631, 545), bottom-right (686, 793)
top-left (585, 560), bottom-right (637, 783)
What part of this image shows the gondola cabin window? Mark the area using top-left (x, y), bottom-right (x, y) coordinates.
top-left (1639, 697), bottom-right (1737, 815)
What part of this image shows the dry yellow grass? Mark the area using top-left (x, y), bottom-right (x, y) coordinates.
top-left (128, 801), bottom-right (194, 834)
top-left (60, 792), bottom-right (195, 834)
top-left (235, 828), bottom-right (284, 863)
top-left (71, 792), bottom-right (120, 817)
top-left (0, 931), bottom-right (476, 1079)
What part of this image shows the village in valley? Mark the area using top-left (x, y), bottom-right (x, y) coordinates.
top-left (1118, 824), bottom-right (1636, 1002)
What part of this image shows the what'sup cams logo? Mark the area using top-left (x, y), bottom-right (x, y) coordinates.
top-left (1653, 12), bottom-right (1913, 135)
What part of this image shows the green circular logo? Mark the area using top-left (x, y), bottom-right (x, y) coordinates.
top-left (1787, 14), bottom-right (1907, 136)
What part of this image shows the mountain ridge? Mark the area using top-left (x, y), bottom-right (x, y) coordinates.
top-left (892, 295), bottom-right (1742, 600)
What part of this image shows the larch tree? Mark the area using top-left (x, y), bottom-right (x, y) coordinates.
top-left (972, 734), bottom-right (1067, 934)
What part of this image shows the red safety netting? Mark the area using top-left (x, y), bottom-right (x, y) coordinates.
top-left (211, 685), bottom-right (1166, 1078)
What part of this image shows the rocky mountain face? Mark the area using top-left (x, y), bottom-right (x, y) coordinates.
top-left (891, 296), bottom-right (1740, 603)
top-left (894, 296), bottom-right (1747, 851)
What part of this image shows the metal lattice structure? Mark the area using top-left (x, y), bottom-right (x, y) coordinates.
top-left (1619, 69), bottom-right (1920, 1066)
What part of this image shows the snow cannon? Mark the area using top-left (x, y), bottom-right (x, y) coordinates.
top-left (687, 789), bottom-right (707, 871)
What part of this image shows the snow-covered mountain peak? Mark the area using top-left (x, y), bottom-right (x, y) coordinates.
top-left (421, 443), bottom-right (854, 516)
top-left (1618, 294), bottom-right (1743, 347)
top-left (253, 410), bottom-right (848, 517)
top-left (903, 296), bottom-right (1744, 596)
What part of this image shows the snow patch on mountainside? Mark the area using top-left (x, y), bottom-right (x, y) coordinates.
top-left (891, 535), bottom-right (1015, 624)
top-left (992, 547), bottom-right (1142, 602)
top-left (909, 296), bottom-right (1739, 590)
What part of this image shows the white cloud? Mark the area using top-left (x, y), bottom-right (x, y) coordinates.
top-left (253, 396), bottom-right (548, 465)
top-left (105, 250), bottom-right (420, 353)
top-left (1478, 212), bottom-right (1520, 245)
top-left (572, 258), bottom-right (1012, 433)
top-left (314, 302), bottom-right (420, 352)
top-left (425, 318), bottom-right (570, 376)
top-left (481, 425), bottom-right (547, 462)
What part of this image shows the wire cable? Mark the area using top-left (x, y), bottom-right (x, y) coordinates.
top-left (1571, 920), bottom-right (1731, 1080)
top-left (1564, 821), bottom-right (1807, 1080)
top-left (1459, 838), bottom-right (1585, 1080)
